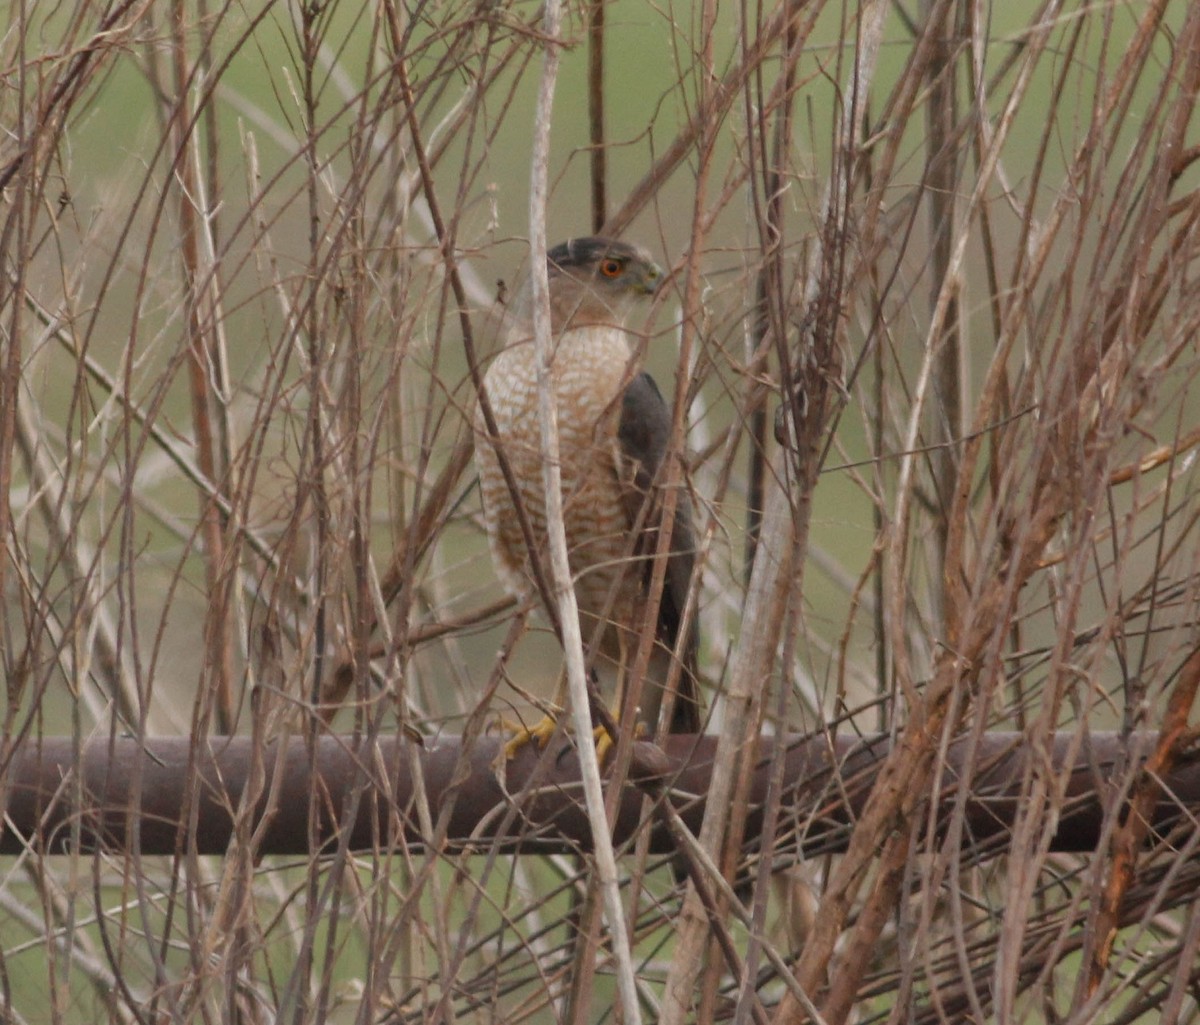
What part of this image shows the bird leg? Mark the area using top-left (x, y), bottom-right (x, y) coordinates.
top-left (502, 713), bottom-right (620, 764)
top-left (502, 655), bottom-right (628, 764)
top-left (610, 628), bottom-right (656, 734)
top-left (499, 658), bottom-right (579, 759)
top-left (501, 712), bottom-right (564, 759)
top-left (493, 667), bottom-right (568, 759)
top-left (593, 631), bottom-right (649, 762)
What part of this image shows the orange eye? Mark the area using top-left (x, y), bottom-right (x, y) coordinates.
top-left (599, 258), bottom-right (623, 278)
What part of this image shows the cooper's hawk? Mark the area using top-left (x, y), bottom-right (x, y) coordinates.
top-left (473, 237), bottom-right (701, 745)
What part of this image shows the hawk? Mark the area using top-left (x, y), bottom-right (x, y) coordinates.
top-left (473, 237), bottom-right (701, 746)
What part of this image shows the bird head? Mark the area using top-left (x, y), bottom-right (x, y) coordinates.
top-left (544, 237), bottom-right (663, 330)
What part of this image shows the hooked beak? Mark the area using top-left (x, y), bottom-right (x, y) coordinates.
top-left (633, 260), bottom-right (665, 296)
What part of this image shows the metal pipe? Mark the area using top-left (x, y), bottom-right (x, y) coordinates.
top-left (2, 732), bottom-right (1195, 857)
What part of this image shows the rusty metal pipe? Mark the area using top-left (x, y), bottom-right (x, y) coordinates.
top-left (2, 732), bottom-right (1196, 857)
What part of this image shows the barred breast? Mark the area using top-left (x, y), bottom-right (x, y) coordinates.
top-left (474, 326), bottom-right (642, 652)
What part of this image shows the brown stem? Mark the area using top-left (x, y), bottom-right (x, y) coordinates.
top-left (587, 0), bottom-right (606, 233)
top-left (169, 0), bottom-right (235, 733)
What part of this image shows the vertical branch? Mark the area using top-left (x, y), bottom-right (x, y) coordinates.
top-left (300, 5), bottom-right (328, 726)
top-left (280, 5), bottom-right (329, 1023)
top-left (922, 0), bottom-right (963, 618)
top-left (168, 0), bottom-right (235, 733)
top-left (587, 0), bottom-right (606, 233)
top-left (0, 0), bottom-right (28, 631)
top-left (740, 0), bottom-right (795, 584)
top-left (769, 2), bottom-right (895, 1021)
top-left (191, 0), bottom-right (234, 494)
top-left (709, 3), bottom-right (804, 1021)
top-left (661, 4), bottom-right (823, 1022)
top-left (526, 2), bottom-right (642, 1024)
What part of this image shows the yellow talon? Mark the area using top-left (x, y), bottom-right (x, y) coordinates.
top-left (593, 719), bottom-right (647, 766)
top-left (593, 725), bottom-right (614, 766)
top-left (500, 716), bottom-right (627, 767)
top-left (502, 714), bottom-right (562, 759)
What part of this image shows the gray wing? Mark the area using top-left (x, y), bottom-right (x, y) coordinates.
top-left (617, 372), bottom-right (702, 733)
